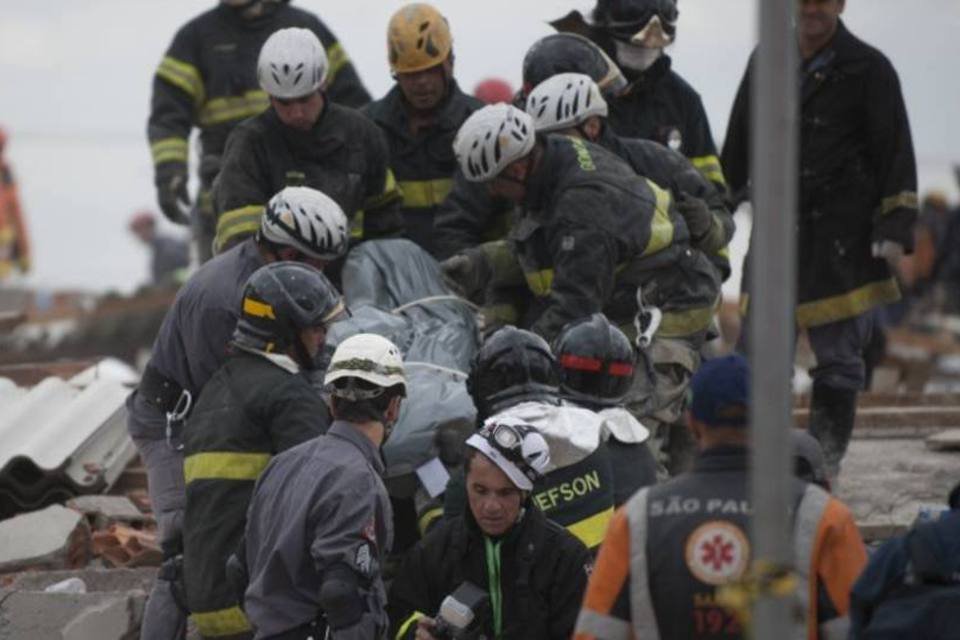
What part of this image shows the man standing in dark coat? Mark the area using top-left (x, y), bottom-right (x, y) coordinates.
top-left (721, 0), bottom-right (917, 478)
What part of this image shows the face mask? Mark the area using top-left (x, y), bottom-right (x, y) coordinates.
top-left (615, 41), bottom-right (663, 72)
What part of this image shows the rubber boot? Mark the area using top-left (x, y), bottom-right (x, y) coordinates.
top-left (807, 383), bottom-right (858, 481)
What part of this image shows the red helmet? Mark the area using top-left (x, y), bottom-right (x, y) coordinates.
top-left (129, 210), bottom-right (157, 232)
top-left (473, 78), bottom-right (515, 105)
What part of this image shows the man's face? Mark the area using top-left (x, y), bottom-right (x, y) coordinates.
top-left (466, 452), bottom-right (524, 536)
top-left (396, 63), bottom-right (447, 112)
top-left (486, 160), bottom-right (528, 203)
top-left (271, 92), bottom-right (324, 131)
top-left (797, 0), bottom-right (845, 41)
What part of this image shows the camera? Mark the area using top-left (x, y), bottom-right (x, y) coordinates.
top-left (431, 581), bottom-right (490, 640)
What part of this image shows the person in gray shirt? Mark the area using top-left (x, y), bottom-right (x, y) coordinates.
top-left (242, 334), bottom-right (407, 640)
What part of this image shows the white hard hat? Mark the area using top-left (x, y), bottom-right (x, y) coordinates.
top-left (466, 416), bottom-right (550, 491)
top-left (259, 186), bottom-right (348, 261)
top-left (257, 27), bottom-right (328, 98)
top-left (325, 334), bottom-right (407, 399)
top-left (526, 72), bottom-right (608, 134)
top-left (453, 104), bottom-right (535, 182)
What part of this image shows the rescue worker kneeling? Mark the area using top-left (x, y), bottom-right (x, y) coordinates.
top-left (241, 334), bottom-right (406, 639)
top-left (389, 417), bottom-right (592, 639)
top-left (182, 261), bottom-right (345, 639)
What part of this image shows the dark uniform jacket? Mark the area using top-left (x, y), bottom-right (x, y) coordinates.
top-left (244, 421), bottom-right (394, 639)
top-left (597, 126), bottom-right (735, 280)
top-left (362, 82), bottom-right (483, 254)
top-left (480, 134), bottom-right (720, 342)
top-left (213, 102), bottom-right (403, 252)
top-left (148, 3), bottom-right (369, 195)
top-left (389, 500), bottom-right (592, 640)
top-left (721, 21), bottom-right (918, 328)
top-left (432, 170), bottom-right (515, 260)
top-left (607, 55), bottom-right (726, 192)
top-left (182, 349), bottom-right (329, 638)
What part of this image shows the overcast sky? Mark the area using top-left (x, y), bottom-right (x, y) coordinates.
top-left (1, 0), bottom-right (957, 294)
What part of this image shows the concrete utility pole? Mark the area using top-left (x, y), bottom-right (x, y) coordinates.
top-left (749, 0), bottom-right (799, 637)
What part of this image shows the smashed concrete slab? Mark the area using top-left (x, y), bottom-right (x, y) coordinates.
top-left (92, 525), bottom-right (162, 568)
top-left (0, 504), bottom-right (90, 573)
top-left (926, 428), bottom-right (960, 451)
top-left (67, 495), bottom-right (150, 528)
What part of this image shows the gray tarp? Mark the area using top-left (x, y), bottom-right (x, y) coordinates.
top-left (326, 240), bottom-right (479, 495)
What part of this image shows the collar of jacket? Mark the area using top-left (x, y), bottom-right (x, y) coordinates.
top-left (328, 420), bottom-right (385, 475)
top-left (693, 444), bottom-right (750, 473)
top-left (268, 101), bottom-right (349, 154)
top-left (367, 81), bottom-right (475, 140)
top-left (621, 53), bottom-right (673, 93)
top-left (522, 136), bottom-right (566, 212)
top-left (232, 343), bottom-right (300, 374)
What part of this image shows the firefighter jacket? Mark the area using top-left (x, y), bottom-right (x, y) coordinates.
top-left (597, 126), bottom-right (735, 280)
top-left (243, 421), bottom-right (393, 639)
top-left (574, 446), bottom-right (868, 640)
top-left (147, 3), bottom-right (369, 192)
top-left (388, 496), bottom-right (592, 640)
top-left (432, 170), bottom-right (515, 260)
top-left (443, 400), bottom-right (650, 552)
top-left (362, 82), bottom-right (484, 254)
top-left (213, 102), bottom-right (403, 252)
top-left (722, 21), bottom-right (918, 328)
top-left (181, 348), bottom-right (329, 637)
top-left (0, 160), bottom-right (30, 278)
top-left (128, 238), bottom-right (265, 441)
top-left (606, 55), bottom-right (726, 193)
top-left (478, 134), bottom-right (720, 342)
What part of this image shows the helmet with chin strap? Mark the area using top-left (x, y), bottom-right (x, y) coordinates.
top-left (453, 104), bottom-right (535, 183)
top-left (526, 73), bottom-right (608, 134)
top-left (554, 313), bottom-right (636, 410)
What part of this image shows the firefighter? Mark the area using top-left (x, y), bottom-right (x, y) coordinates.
top-left (148, 0), bottom-right (369, 262)
top-left (389, 416), bottom-right (592, 639)
top-left (549, 0), bottom-right (726, 192)
top-left (214, 27), bottom-right (403, 255)
top-left (575, 354), bottom-right (868, 640)
top-left (721, 0), bottom-right (918, 478)
top-left (0, 127), bottom-right (30, 280)
top-left (130, 187), bottom-right (348, 640)
top-left (182, 262), bottom-right (345, 639)
top-left (553, 313), bottom-right (660, 498)
top-left (242, 334), bottom-right (406, 639)
top-left (362, 3), bottom-right (483, 254)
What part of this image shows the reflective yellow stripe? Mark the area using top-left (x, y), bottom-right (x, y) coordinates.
top-left (417, 508), bottom-right (443, 536)
top-left (525, 268), bottom-right (554, 297)
top-left (243, 298), bottom-right (275, 320)
top-left (658, 305), bottom-right (717, 338)
top-left (150, 137), bottom-right (189, 165)
top-left (567, 507), bottom-right (614, 549)
top-left (691, 154), bottom-right (726, 187)
top-left (364, 169), bottom-right (403, 212)
top-left (396, 611), bottom-right (426, 640)
top-left (215, 205), bottom-right (265, 254)
top-left (199, 90), bottom-right (270, 127)
top-left (350, 209), bottom-right (365, 239)
top-left (184, 452), bottom-right (272, 484)
top-left (642, 179), bottom-right (676, 257)
top-left (326, 42), bottom-right (348, 82)
top-left (795, 277), bottom-right (900, 328)
top-left (398, 178), bottom-right (453, 209)
top-left (481, 303), bottom-right (519, 325)
top-left (191, 606), bottom-right (252, 637)
top-left (880, 191), bottom-right (918, 216)
top-left (157, 56), bottom-right (204, 105)
top-left (716, 245), bottom-right (731, 260)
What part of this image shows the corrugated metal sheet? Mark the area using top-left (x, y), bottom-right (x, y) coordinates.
top-left (0, 361), bottom-right (136, 520)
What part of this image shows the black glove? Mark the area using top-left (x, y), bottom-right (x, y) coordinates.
top-left (441, 250), bottom-right (488, 300)
top-left (156, 167), bottom-right (192, 225)
top-left (674, 192), bottom-right (714, 242)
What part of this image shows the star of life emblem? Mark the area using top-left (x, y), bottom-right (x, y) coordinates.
top-left (684, 520), bottom-right (750, 586)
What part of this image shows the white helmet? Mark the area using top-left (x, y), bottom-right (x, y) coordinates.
top-left (453, 104), bottom-right (535, 182)
top-left (259, 186), bottom-right (348, 261)
top-left (257, 28), bottom-right (328, 98)
top-left (526, 72), bottom-right (608, 134)
top-left (466, 416), bottom-right (550, 491)
top-left (325, 334), bottom-right (407, 399)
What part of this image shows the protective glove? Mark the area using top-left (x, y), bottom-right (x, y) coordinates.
top-left (674, 192), bottom-right (714, 242)
top-left (156, 169), bottom-right (192, 226)
top-left (441, 251), bottom-right (487, 299)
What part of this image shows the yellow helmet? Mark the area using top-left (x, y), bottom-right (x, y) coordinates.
top-left (387, 3), bottom-right (453, 74)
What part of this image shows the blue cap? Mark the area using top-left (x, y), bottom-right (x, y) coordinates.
top-left (689, 354), bottom-right (749, 427)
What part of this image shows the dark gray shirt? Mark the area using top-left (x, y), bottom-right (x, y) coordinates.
top-left (149, 233), bottom-right (190, 285)
top-left (243, 421), bottom-right (394, 639)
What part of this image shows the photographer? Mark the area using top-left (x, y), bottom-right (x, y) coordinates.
top-left (388, 417), bottom-right (592, 639)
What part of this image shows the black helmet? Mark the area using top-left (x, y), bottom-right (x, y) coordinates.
top-left (233, 262), bottom-right (345, 367)
top-left (521, 33), bottom-right (627, 100)
top-left (467, 326), bottom-right (560, 420)
top-left (554, 313), bottom-right (635, 409)
top-left (592, 0), bottom-right (678, 41)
